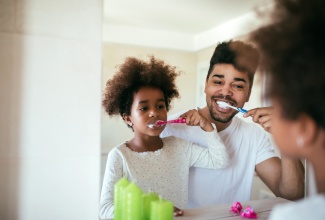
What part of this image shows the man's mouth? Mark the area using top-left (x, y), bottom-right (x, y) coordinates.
top-left (213, 99), bottom-right (241, 116)
top-left (216, 100), bottom-right (233, 108)
top-left (215, 99), bottom-right (236, 109)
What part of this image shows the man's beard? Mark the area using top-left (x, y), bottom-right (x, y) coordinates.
top-left (208, 102), bottom-right (238, 123)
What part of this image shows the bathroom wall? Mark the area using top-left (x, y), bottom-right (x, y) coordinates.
top-left (0, 0), bottom-right (102, 219)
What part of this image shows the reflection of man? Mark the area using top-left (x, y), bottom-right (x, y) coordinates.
top-left (161, 40), bottom-right (305, 208)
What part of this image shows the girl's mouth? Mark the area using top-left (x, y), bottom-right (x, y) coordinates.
top-left (148, 120), bottom-right (164, 129)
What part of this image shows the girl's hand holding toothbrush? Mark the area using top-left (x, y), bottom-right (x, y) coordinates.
top-left (179, 109), bottom-right (214, 132)
top-left (244, 106), bottom-right (273, 133)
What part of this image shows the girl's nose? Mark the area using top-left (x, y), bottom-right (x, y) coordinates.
top-left (149, 110), bottom-right (159, 117)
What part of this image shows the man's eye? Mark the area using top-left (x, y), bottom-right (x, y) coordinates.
top-left (213, 81), bottom-right (222, 84)
top-left (234, 85), bottom-right (244, 89)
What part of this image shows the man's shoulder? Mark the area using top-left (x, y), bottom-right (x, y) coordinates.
top-left (161, 122), bottom-right (196, 138)
top-left (161, 109), bottom-right (199, 138)
top-left (224, 116), bottom-right (269, 141)
top-left (231, 116), bottom-right (265, 132)
top-left (167, 109), bottom-right (189, 120)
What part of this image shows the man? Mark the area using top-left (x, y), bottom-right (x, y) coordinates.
top-left (161, 40), bottom-right (305, 208)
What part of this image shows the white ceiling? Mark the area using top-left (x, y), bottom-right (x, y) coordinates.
top-left (103, 0), bottom-right (271, 51)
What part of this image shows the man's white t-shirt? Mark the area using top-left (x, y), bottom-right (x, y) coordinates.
top-left (161, 113), bottom-right (277, 208)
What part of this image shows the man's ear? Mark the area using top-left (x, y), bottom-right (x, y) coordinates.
top-left (204, 80), bottom-right (208, 94)
top-left (245, 89), bottom-right (252, 102)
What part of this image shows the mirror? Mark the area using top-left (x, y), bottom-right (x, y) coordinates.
top-left (100, 0), bottom-right (283, 202)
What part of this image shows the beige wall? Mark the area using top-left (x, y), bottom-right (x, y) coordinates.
top-left (0, 0), bottom-right (102, 219)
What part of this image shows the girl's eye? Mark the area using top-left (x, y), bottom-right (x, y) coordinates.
top-left (158, 105), bottom-right (166, 109)
top-left (139, 107), bottom-right (148, 111)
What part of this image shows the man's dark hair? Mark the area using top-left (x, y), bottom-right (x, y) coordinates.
top-left (207, 40), bottom-right (260, 90)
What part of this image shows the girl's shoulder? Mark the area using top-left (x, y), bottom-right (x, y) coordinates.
top-left (107, 142), bottom-right (127, 156)
top-left (162, 136), bottom-right (190, 149)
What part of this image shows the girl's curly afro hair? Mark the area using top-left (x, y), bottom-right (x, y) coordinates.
top-left (251, 0), bottom-right (325, 128)
top-left (102, 56), bottom-right (181, 118)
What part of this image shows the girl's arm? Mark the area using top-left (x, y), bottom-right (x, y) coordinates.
top-left (99, 148), bottom-right (124, 219)
top-left (178, 109), bottom-right (229, 169)
top-left (185, 129), bottom-right (229, 168)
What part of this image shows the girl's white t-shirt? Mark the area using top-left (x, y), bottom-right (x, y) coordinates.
top-left (269, 194), bottom-right (325, 220)
top-left (100, 130), bottom-right (229, 219)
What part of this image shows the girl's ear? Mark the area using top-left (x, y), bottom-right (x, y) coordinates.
top-left (295, 113), bottom-right (317, 149)
top-left (122, 113), bottom-right (133, 127)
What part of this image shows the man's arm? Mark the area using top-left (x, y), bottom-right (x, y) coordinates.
top-left (246, 106), bottom-right (305, 200)
top-left (255, 156), bottom-right (305, 200)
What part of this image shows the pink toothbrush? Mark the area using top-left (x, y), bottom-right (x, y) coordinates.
top-left (148, 118), bottom-right (186, 128)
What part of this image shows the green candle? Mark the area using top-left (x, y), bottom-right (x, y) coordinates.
top-left (142, 192), bottom-right (159, 220)
top-left (123, 182), bottom-right (143, 220)
top-left (150, 198), bottom-right (173, 220)
top-left (114, 177), bottom-right (130, 220)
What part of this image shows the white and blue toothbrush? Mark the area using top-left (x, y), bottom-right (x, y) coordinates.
top-left (217, 101), bottom-right (248, 114)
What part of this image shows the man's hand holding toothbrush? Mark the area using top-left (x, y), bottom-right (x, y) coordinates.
top-left (244, 106), bottom-right (273, 133)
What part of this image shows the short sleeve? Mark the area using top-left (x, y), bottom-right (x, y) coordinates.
top-left (256, 129), bottom-right (278, 165)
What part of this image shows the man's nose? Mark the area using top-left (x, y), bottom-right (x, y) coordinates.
top-left (219, 84), bottom-right (233, 97)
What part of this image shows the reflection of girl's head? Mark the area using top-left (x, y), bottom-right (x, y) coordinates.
top-left (102, 56), bottom-right (181, 124)
top-left (251, 0), bottom-right (325, 129)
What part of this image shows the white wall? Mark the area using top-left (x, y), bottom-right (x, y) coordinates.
top-left (0, 0), bottom-right (102, 219)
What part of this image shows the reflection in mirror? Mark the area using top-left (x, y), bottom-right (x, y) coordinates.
top-left (101, 0), bottom-right (306, 208)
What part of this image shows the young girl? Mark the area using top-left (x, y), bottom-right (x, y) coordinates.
top-left (99, 56), bottom-right (229, 219)
top-left (251, 0), bottom-right (325, 219)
